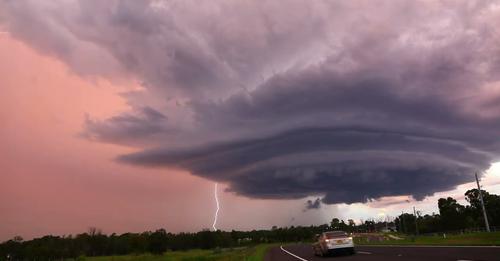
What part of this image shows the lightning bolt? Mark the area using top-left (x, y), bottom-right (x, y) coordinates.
top-left (212, 182), bottom-right (220, 231)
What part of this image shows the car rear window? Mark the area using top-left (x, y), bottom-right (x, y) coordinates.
top-left (324, 232), bottom-right (348, 239)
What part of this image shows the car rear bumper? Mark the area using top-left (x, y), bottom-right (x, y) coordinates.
top-left (326, 242), bottom-right (354, 250)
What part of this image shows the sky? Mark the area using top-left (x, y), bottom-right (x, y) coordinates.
top-left (1, 0), bottom-right (500, 241)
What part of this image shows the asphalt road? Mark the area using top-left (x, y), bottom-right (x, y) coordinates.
top-left (265, 244), bottom-right (500, 261)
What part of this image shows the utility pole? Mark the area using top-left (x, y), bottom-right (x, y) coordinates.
top-left (413, 207), bottom-right (419, 236)
top-left (475, 172), bottom-right (490, 232)
top-left (401, 211), bottom-right (406, 234)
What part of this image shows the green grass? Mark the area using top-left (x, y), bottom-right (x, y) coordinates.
top-left (355, 232), bottom-right (500, 246)
top-left (246, 243), bottom-right (279, 261)
top-left (81, 244), bottom-right (276, 261)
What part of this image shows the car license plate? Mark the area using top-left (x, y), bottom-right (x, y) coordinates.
top-left (337, 240), bottom-right (343, 244)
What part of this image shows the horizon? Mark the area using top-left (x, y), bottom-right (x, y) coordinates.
top-left (2, 171), bottom-right (499, 242)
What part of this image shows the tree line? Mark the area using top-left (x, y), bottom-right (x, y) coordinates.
top-left (395, 188), bottom-right (500, 234)
top-left (0, 225), bottom-right (333, 260)
top-left (1, 188), bottom-right (498, 260)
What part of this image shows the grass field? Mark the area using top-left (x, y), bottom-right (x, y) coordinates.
top-left (354, 232), bottom-right (500, 246)
top-left (82, 244), bottom-right (277, 261)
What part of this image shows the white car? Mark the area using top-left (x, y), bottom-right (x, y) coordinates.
top-left (312, 231), bottom-right (355, 256)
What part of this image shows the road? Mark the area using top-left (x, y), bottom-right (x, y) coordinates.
top-left (265, 244), bottom-right (500, 261)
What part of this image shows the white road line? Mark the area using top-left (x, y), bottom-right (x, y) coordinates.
top-left (362, 245), bottom-right (500, 248)
top-left (279, 245), bottom-right (309, 261)
top-left (357, 251), bottom-right (372, 254)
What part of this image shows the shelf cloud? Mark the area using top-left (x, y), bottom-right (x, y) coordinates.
top-left (3, 0), bottom-right (500, 204)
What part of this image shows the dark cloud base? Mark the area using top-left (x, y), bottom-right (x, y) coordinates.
top-left (119, 127), bottom-right (491, 204)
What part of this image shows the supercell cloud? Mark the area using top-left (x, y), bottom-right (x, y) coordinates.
top-left (2, 0), bottom-right (500, 204)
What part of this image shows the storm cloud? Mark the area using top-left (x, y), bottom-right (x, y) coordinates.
top-left (2, 0), bottom-right (500, 204)
top-left (82, 106), bottom-right (170, 147)
top-left (305, 198), bottom-right (322, 211)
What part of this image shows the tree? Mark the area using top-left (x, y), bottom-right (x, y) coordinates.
top-left (148, 229), bottom-right (168, 254)
top-left (465, 189), bottom-right (500, 227)
top-left (330, 218), bottom-right (340, 230)
top-left (364, 220), bottom-right (375, 232)
top-left (438, 197), bottom-right (467, 231)
top-left (395, 213), bottom-right (417, 234)
top-left (418, 213), bottom-right (441, 233)
top-left (339, 220), bottom-right (348, 231)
